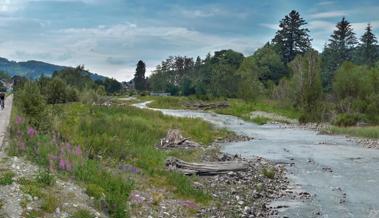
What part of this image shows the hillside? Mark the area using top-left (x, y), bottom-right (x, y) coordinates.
top-left (0, 57), bottom-right (106, 80)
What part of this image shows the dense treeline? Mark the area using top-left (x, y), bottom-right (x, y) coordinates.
top-left (146, 10), bottom-right (379, 124)
top-left (14, 66), bottom-right (124, 128)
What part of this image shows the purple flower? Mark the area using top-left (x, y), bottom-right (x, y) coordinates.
top-left (65, 143), bottom-right (72, 151)
top-left (27, 127), bottom-right (37, 138)
top-left (16, 116), bottom-right (24, 125)
top-left (65, 161), bottom-right (72, 171)
top-left (59, 158), bottom-right (66, 170)
top-left (74, 146), bottom-right (82, 156)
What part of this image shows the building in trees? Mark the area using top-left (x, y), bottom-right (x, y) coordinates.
top-left (272, 10), bottom-right (312, 63)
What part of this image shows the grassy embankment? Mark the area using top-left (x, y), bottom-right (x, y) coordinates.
top-left (8, 102), bottom-right (233, 217)
top-left (325, 126), bottom-right (379, 139)
top-left (140, 96), bottom-right (300, 124)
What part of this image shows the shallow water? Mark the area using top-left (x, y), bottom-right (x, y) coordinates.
top-left (134, 102), bottom-right (379, 218)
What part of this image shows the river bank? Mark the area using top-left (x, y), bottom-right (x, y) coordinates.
top-left (133, 100), bottom-right (379, 217)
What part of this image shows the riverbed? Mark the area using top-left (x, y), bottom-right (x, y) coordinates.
top-left (134, 101), bottom-right (379, 218)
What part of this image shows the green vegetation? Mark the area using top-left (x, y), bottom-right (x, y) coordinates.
top-left (70, 209), bottom-right (95, 218)
top-left (326, 126), bottom-right (379, 139)
top-left (0, 171), bottom-right (15, 185)
top-left (215, 99), bottom-right (300, 121)
top-left (10, 74), bottom-right (234, 217)
top-left (35, 170), bottom-right (56, 186)
top-left (41, 193), bottom-right (59, 213)
top-left (144, 11), bottom-right (379, 127)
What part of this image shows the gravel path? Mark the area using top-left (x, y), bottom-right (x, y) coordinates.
top-left (0, 95), bottom-right (13, 148)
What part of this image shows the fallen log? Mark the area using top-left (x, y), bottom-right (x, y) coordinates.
top-left (157, 129), bottom-right (200, 149)
top-left (166, 157), bottom-right (249, 176)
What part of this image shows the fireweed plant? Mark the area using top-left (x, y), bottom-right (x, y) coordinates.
top-left (9, 115), bottom-right (133, 218)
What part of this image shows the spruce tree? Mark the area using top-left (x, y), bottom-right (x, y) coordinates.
top-left (327, 17), bottom-right (357, 64)
top-left (272, 10), bottom-right (312, 63)
top-left (360, 24), bottom-right (378, 66)
top-left (321, 17), bottom-right (357, 90)
top-left (134, 60), bottom-right (146, 91)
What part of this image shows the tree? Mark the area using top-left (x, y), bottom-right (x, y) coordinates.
top-left (134, 60), bottom-right (146, 91)
top-left (358, 24), bottom-right (378, 66)
top-left (289, 51), bottom-right (323, 122)
top-left (240, 43), bottom-right (288, 86)
top-left (322, 17), bottom-right (357, 90)
top-left (272, 10), bottom-right (312, 63)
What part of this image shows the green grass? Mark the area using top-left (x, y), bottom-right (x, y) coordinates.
top-left (70, 209), bottom-right (95, 218)
top-left (10, 98), bottom-right (234, 217)
top-left (215, 99), bottom-right (300, 121)
top-left (138, 96), bottom-right (300, 125)
top-left (0, 171), bottom-right (15, 185)
top-left (326, 126), bottom-right (379, 139)
top-left (56, 103), bottom-right (230, 203)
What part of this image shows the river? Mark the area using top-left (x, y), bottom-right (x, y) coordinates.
top-left (134, 101), bottom-right (379, 218)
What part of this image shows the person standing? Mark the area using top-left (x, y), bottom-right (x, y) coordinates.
top-left (0, 92), bottom-right (5, 110)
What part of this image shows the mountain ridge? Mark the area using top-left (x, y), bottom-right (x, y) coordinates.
top-left (0, 57), bottom-right (107, 81)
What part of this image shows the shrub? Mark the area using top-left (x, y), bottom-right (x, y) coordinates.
top-left (0, 171), bottom-right (15, 185)
top-left (262, 167), bottom-right (275, 179)
top-left (70, 209), bottom-right (94, 218)
top-left (333, 113), bottom-right (363, 127)
top-left (15, 82), bottom-right (46, 128)
top-left (41, 193), bottom-right (59, 213)
top-left (35, 170), bottom-right (55, 186)
top-left (86, 184), bottom-right (105, 200)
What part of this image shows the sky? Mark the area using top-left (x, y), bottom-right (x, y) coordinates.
top-left (0, 0), bottom-right (378, 81)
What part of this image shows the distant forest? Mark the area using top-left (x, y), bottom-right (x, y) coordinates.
top-left (133, 10), bottom-right (379, 124)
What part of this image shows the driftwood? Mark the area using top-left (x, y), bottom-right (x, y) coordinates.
top-left (157, 129), bottom-right (200, 149)
top-left (183, 101), bottom-right (229, 110)
top-left (166, 157), bottom-right (249, 176)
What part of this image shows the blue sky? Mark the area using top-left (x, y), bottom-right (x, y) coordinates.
top-left (0, 0), bottom-right (378, 81)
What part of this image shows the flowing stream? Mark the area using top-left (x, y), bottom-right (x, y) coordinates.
top-left (134, 101), bottom-right (379, 218)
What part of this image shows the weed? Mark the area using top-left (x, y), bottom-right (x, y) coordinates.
top-left (70, 209), bottom-right (95, 218)
top-left (0, 171), bottom-right (15, 185)
top-left (41, 193), bottom-right (59, 213)
top-left (85, 184), bottom-right (105, 200)
top-left (35, 170), bottom-right (55, 186)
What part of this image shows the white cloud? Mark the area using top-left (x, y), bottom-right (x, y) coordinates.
top-left (308, 20), bottom-right (335, 31)
top-left (309, 10), bottom-right (348, 19)
top-left (317, 1), bottom-right (335, 6)
top-left (259, 23), bottom-right (277, 30)
top-left (0, 23), bottom-right (265, 81)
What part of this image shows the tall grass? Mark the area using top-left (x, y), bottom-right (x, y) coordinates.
top-left (139, 96), bottom-right (300, 124)
top-left (327, 126), bottom-right (379, 139)
top-left (215, 99), bottom-right (300, 122)
top-left (56, 103), bottom-right (230, 203)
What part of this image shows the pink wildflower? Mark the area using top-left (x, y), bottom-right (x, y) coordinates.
top-left (65, 161), bottom-right (72, 171)
top-left (65, 143), bottom-right (72, 151)
top-left (59, 158), bottom-right (66, 170)
top-left (27, 127), bottom-right (37, 138)
top-left (75, 146), bottom-right (82, 156)
top-left (15, 116), bottom-right (24, 125)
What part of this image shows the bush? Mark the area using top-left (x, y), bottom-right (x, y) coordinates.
top-left (35, 170), bottom-right (55, 186)
top-left (86, 184), bottom-right (105, 200)
top-left (0, 171), bottom-right (15, 185)
top-left (262, 167), bottom-right (275, 179)
top-left (333, 113), bottom-right (363, 127)
top-left (70, 209), bottom-right (95, 218)
top-left (16, 82), bottom-right (46, 128)
top-left (41, 193), bottom-right (59, 213)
